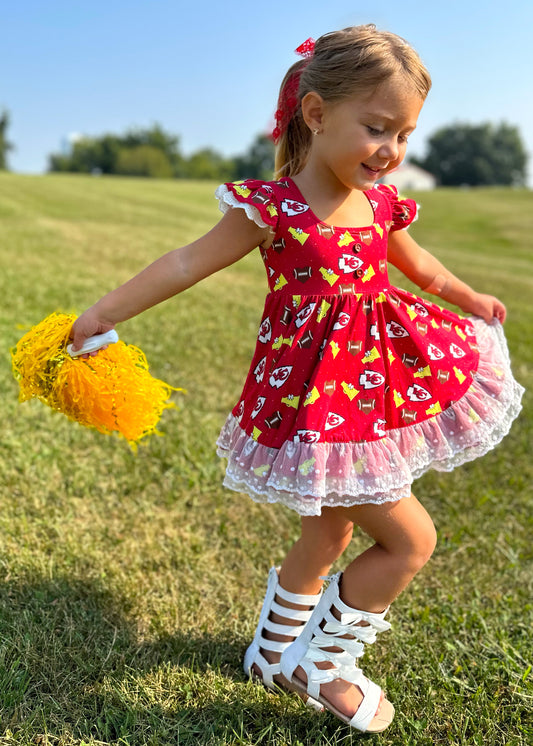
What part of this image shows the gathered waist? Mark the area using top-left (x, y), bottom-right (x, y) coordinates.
top-left (266, 283), bottom-right (396, 301)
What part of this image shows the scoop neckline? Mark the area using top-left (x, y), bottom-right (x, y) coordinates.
top-left (286, 177), bottom-right (377, 232)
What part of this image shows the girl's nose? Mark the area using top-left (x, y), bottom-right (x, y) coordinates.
top-left (378, 137), bottom-right (400, 161)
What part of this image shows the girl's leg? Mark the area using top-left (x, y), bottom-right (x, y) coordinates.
top-left (339, 492), bottom-right (437, 613)
top-left (280, 493), bottom-right (437, 720)
top-left (253, 509), bottom-right (355, 680)
top-left (279, 507), bottom-right (355, 594)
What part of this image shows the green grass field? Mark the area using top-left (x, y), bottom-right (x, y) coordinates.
top-left (0, 173), bottom-right (531, 745)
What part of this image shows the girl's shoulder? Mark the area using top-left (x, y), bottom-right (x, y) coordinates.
top-left (373, 183), bottom-right (418, 232)
top-left (215, 178), bottom-right (281, 231)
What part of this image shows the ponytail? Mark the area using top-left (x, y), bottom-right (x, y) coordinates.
top-left (273, 61), bottom-right (312, 179)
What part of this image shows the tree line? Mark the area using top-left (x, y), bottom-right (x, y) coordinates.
top-left (0, 110), bottom-right (528, 186)
top-left (48, 125), bottom-right (276, 182)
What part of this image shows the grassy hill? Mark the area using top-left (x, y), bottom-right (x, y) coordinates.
top-left (0, 173), bottom-right (531, 745)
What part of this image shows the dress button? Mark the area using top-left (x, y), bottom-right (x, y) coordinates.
top-left (354, 268), bottom-right (365, 279)
top-left (352, 243), bottom-right (362, 253)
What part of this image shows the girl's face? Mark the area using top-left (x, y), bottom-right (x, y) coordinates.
top-left (311, 74), bottom-right (424, 192)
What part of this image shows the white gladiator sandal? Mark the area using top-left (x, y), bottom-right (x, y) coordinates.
top-left (279, 572), bottom-right (394, 733)
top-left (244, 566), bottom-right (323, 708)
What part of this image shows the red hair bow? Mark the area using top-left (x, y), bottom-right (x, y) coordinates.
top-left (295, 37), bottom-right (315, 58)
top-left (272, 38), bottom-right (316, 144)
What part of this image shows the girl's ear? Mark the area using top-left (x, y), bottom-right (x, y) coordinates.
top-left (301, 91), bottom-right (325, 134)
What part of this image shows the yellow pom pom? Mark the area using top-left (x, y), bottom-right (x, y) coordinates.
top-left (11, 312), bottom-right (182, 444)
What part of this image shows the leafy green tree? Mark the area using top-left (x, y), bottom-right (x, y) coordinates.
top-left (181, 148), bottom-right (235, 181)
top-left (47, 125), bottom-right (276, 181)
top-left (48, 124), bottom-right (182, 176)
top-left (49, 135), bottom-right (121, 174)
top-left (116, 145), bottom-right (173, 178)
top-left (413, 122), bottom-right (527, 186)
top-left (233, 134), bottom-right (275, 180)
top-left (120, 124), bottom-right (182, 174)
top-left (0, 109), bottom-right (14, 170)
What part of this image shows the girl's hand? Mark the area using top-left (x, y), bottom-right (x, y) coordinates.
top-left (460, 292), bottom-right (507, 324)
top-left (70, 310), bottom-right (115, 355)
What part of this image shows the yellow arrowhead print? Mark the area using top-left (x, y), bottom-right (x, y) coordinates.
top-left (406, 306), bottom-right (417, 321)
top-left (454, 366), bottom-right (466, 384)
top-left (361, 265), bottom-right (376, 283)
top-left (281, 395), bottom-right (300, 408)
top-left (338, 231), bottom-right (354, 247)
top-left (252, 426), bottom-right (262, 441)
top-left (362, 346), bottom-right (380, 363)
top-left (253, 464), bottom-right (271, 477)
top-left (330, 341), bottom-right (340, 358)
top-left (468, 408), bottom-right (481, 423)
top-left (341, 381), bottom-right (359, 400)
top-left (273, 274), bottom-right (288, 291)
top-left (353, 457), bottom-right (367, 475)
top-left (387, 348), bottom-right (396, 364)
top-left (299, 457), bottom-right (316, 475)
top-left (374, 223), bottom-right (384, 238)
top-left (234, 184), bottom-right (251, 198)
top-left (426, 402), bottom-right (442, 416)
top-left (455, 325), bottom-right (466, 341)
top-left (289, 227), bottom-right (309, 245)
top-left (319, 267), bottom-right (340, 286)
top-left (393, 390), bottom-right (405, 407)
top-left (304, 386), bottom-right (320, 406)
top-left (317, 299), bottom-right (331, 322)
top-left (414, 365), bottom-right (431, 378)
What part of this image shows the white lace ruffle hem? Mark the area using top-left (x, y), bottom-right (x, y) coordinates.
top-left (216, 319), bottom-right (524, 516)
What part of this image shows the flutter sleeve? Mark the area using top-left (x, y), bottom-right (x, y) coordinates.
top-left (376, 183), bottom-right (418, 231)
top-left (215, 179), bottom-right (279, 231)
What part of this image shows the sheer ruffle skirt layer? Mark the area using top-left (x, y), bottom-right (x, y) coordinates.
top-left (217, 319), bottom-right (524, 516)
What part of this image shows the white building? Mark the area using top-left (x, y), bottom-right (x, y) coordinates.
top-left (380, 163), bottom-right (436, 191)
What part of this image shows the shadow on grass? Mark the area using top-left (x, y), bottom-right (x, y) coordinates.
top-left (0, 575), bottom-right (350, 746)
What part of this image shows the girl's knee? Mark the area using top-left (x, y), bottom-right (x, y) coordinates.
top-left (301, 509), bottom-right (354, 560)
top-left (405, 515), bottom-right (437, 572)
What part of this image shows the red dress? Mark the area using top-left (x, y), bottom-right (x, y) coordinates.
top-left (215, 177), bottom-right (524, 516)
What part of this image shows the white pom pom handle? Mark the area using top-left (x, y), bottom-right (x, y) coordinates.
top-left (67, 329), bottom-right (119, 358)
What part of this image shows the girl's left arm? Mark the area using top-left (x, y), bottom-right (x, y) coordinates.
top-left (388, 230), bottom-right (506, 323)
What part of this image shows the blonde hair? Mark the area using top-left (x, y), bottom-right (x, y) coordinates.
top-left (274, 25), bottom-right (432, 179)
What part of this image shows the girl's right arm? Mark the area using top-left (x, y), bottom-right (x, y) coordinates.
top-left (70, 207), bottom-right (270, 350)
top-left (388, 229), bottom-right (507, 323)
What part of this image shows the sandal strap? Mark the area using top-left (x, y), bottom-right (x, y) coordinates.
top-left (308, 630), bottom-right (365, 659)
top-left (270, 599), bottom-right (315, 623)
top-left (332, 600), bottom-right (391, 634)
top-left (244, 567), bottom-right (323, 693)
top-left (348, 676), bottom-right (382, 732)
top-left (280, 571), bottom-right (390, 725)
top-left (248, 650), bottom-right (279, 688)
top-left (274, 581), bottom-right (323, 606)
top-left (322, 616), bottom-right (386, 645)
top-left (263, 617), bottom-right (308, 637)
top-left (256, 637), bottom-right (288, 654)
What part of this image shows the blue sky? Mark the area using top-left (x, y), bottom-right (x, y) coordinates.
top-left (3, 1), bottom-right (532, 182)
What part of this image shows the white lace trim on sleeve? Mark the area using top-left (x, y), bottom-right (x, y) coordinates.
top-left (215, 184), bottom-right (271, 230)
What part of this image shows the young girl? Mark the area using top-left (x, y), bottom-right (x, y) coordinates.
top-left (71, 25), bottom-right (524, 733)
